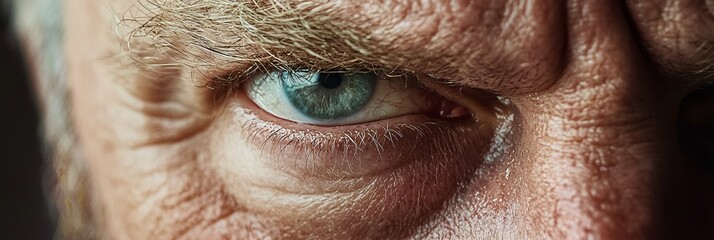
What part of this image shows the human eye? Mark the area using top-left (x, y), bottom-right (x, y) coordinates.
top-left (231, 67), bottom-right (504, 182)
top-left (245, 69), bottom-right (460, 126)
top-left (218, 66), bottom-right (507, 237)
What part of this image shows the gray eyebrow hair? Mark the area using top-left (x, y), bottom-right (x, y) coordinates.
top-left (121, 0), bottom-right (714, 91)
top-left (121, 0), bottom-right (402, 81)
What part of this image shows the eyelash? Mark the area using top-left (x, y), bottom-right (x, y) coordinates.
top-left (226, 66), bottom-right (500, 182)
top-left (235, 104), bottom-right (484, 180)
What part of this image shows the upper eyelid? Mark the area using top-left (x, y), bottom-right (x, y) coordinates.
top-left (247, 65), bottom-right (408, 83)
top-left (257, 62), bottom-right (389, 74)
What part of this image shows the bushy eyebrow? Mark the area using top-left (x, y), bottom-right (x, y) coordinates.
top-left (120, 0), bottom-right (714, 93)
top-left (121, 0), bottom-right (405, 81)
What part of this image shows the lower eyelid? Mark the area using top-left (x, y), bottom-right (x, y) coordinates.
top-left (227, 75), bottom-right (507, 193)
top-left (230, 95), bottom-right (494, 183)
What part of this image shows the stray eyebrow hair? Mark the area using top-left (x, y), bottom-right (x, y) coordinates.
top-left (121, 0), bottom-right (406, 82)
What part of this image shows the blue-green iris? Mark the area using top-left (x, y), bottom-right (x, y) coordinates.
top-left (281, 71), bottom-right (377, 120)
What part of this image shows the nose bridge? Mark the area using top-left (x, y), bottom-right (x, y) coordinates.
top-left (513, 0), bottom-right (677, 238)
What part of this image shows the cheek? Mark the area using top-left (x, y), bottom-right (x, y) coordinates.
top-left (95, 146), bottom-right (274, 239)
top-left (73, 91), bottom-right (271, 239)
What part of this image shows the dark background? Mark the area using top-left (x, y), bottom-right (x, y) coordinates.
top-left (0, 8), bottom-right (55, 240)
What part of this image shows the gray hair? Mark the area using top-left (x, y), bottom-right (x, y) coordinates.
top-left (8, 0), bottom-right (98, 238)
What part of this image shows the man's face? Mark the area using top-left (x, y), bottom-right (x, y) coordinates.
top-left (60, 0), bottom-right (713, 238)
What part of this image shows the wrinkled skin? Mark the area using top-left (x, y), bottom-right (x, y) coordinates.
top-left (61, 0), bottom-right (713, 239)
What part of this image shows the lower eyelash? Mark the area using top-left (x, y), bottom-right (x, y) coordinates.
top-left (248, 119), bottom-right (432, 156)
top-left (236, 106), bottom-right (489, 181)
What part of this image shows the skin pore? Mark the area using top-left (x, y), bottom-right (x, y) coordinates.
top-left (47, 0), bottom-right (714, 239)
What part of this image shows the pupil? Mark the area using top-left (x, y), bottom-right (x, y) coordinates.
top-left (318, 73), bottom-right (343, 89)
top-left (281, 71), bottom-right (377, 121)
